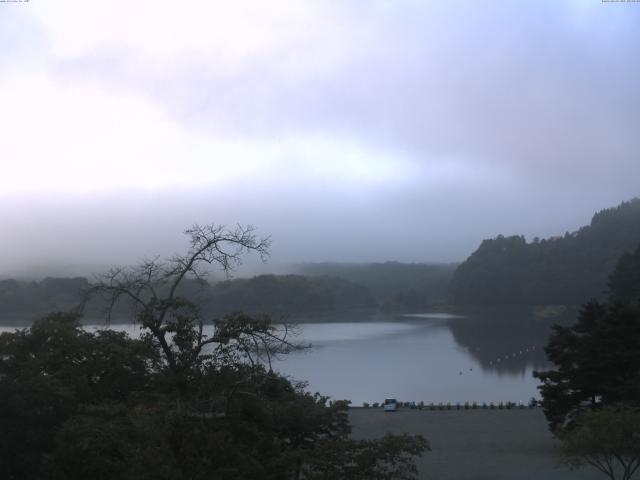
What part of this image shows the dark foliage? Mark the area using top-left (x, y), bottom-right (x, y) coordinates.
top-left (0, 274), bottom-right (375, 323)
top-left (450, 199), bottom-right (640, 306)
top-left (0, 313), bottom-right (157, 479)
top-left (298, 261), bottom-right (458, 311)
top-left (535, 244), bottom-right (640, 433)
top-left (207, 274), bottom-right (375, 316)
top-left (0, 224), bottom-right (427, 479)
top-left (534, 301), bottom-right (640, 431)
top-left (559, 407), bottom-right (640, 480)
top-left (608, 243), bottom-right (640, 306)
top-left (0, 277), bottom-right (90, 323)
top-left (0, 311), bottom-right (427, 480)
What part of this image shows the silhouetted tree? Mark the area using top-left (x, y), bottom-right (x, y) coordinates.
top-left (609, 243), bottom-right (640, 306)
top-left (559, 407), bottom-right (640, 480)
top-left (534, 301), bottom-right (640, 431)
top-left (535, 243), bottom-right (640, 433)
top-left (0, 313), bottom-right (156, 479)
top-left (1, 224), bottom-right (428, 479)
top-left (84, 224), bottom-right (271, 372)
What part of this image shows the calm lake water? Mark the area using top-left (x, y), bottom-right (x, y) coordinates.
top-left (0, 310), bottom-right (567, 405)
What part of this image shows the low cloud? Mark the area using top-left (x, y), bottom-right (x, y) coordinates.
top-left (0, 0), bottom-right (638, 275)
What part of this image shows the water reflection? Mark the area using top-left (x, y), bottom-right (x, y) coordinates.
top-left (274, 309), bottom-right (579, 404)
top-left (0, 308), bottom-right (578, 404)
top-left (446, 311), bottom-right (557, 376)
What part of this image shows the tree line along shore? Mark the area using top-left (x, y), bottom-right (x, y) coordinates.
top-left (2, 198), bottom-right (640, 323)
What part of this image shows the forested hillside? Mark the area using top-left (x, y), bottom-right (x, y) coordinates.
top-left (297, 261), bottom-right (457, 310)
top-left (206, 274), bottom-right (375, 316)
top-left (0, 274), bottom-right (375, 323)
top-left (449, 199), bottom-right (640, 306)
top-left (4, 200), bottom-right (638, 319)
top-left (0, 277), bottom-right (89, 322)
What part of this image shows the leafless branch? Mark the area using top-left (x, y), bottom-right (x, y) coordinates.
top-left (81, 223), bottom-right (272, 373)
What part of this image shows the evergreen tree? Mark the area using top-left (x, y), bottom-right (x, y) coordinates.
top-left (535, 244), bottom-right (640, 432)
top-left (534, 302), bottom-right (640, 431)
top-left (608, 243), bottom-right (640, 306)
top-left (450, 199), bottom-right (640, 306)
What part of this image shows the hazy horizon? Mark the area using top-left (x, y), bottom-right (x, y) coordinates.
top-left (1, 1), bottom-right (639, 278)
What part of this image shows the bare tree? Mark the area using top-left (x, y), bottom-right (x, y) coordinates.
top-left (83, 223), bottom-right (283, 373)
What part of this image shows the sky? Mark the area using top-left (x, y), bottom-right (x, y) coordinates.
top-left (1, 0), bottom-right (639, 277)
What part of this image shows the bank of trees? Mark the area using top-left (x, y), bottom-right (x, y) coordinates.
top-left (208, 274), bottom-right (375, 316)
top-left (534, 301), bottom-right (640, 431)
top-left (0, 224), bottom-right (427, 479)
top-left (298, 262), bottom-right (458, 310)
top-left (0, 277), bottom-right (90, 323)
top-left (0, 274), bottom-right (377, 322)
top-left (450, 199), bottom-right (640, 306)
top-left (535, 244), bottom-right (640, 479)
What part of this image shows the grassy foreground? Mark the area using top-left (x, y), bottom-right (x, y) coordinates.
top-left (349, 408), bottom-right (602, 480)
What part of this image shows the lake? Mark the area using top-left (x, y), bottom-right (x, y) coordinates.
top-left (0, 309), bottom-right (567, 405)
top-left (270, 312), bottom-right (555, 405)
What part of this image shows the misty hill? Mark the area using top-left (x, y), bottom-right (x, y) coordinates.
top-left (296, 261), bottom-right (458, 310)
top-left (0, 277), bottom-right (89, 323)
top-left (0, 276), bottom-right (214, 324)
top-left (0, 274), bottom-right (375, 324)
top-left (449, 198), bottom-right (640, 306)
top-left (205, 274), bottom-right (375, 316)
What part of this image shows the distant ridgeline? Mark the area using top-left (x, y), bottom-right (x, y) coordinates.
top-left (0, 262), bottom-right (458, 322)
top-left (0, 274), bottom-right (376, 324)
top-left (204, 274), bottom-right (375, 317)
top-left (297, 261), bottom-right (458, 311)
top-left (449, 199), bottom-right (640, 306)
top-left (4, 200), bottom-right (638, 320)
top-left (0, 277), bottom-right (89, 323)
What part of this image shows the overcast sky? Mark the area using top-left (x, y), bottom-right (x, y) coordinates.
top-left (1, 0), bottom-right (639, 277)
